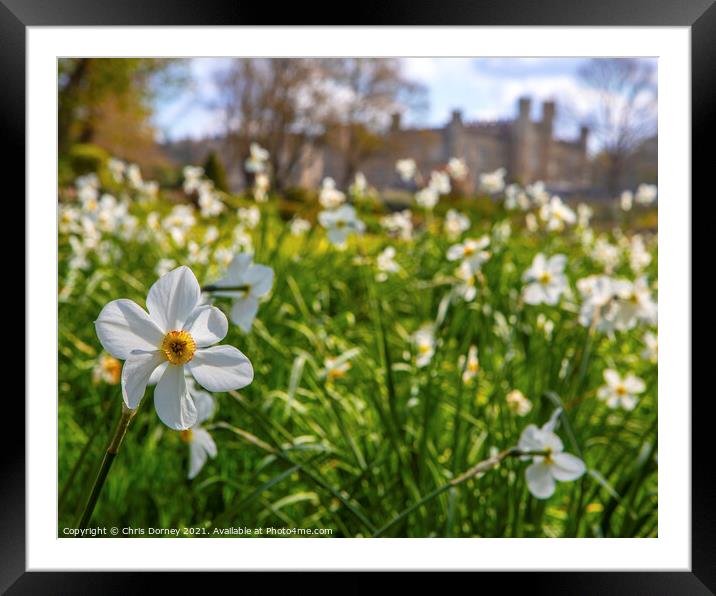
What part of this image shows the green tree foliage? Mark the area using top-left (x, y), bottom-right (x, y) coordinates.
top-left (203, 151), bottom-right (229, 192)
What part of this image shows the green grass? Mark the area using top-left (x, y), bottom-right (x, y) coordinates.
top-left (58, 189), bottom-right (657, 538)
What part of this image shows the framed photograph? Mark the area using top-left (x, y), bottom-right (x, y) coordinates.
top-left (8, 0), bottom-right (709, 589)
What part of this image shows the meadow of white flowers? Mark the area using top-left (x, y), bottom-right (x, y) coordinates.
top-left (59, 149), bottom-right (657, 538)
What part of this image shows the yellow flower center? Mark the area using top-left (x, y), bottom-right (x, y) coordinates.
top-left (161, 330), bottom-right (197, 366)
top-left (418, 343), bottom-right (431, 354)
top-left (539, 272), bottom-right (552, 285)
top-left (179, 429), bottom-right (194, 443)
top-left (468, 361), bottom-right (479, 373)
top-left (463, 245), bottom-right (475, 256)
top-left (102, 356), bottom-right (122, 384)
top-left (615, 385), bottom-right (627, 396)
top-left (544, 447), bottom-right (554, 464)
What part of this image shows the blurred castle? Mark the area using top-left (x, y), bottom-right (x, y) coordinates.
top-left (298, 96), bottom-right (591, 193)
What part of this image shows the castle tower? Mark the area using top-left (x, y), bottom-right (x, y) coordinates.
top-left (443, 109), bottom-right (465, 161)
top-left (511, 97), bottom-right (532, 183)
top-left (537, 100), bottom-right (555, 180)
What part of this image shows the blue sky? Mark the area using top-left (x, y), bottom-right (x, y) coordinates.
top-left (153, 58), bottom-right (655, 144)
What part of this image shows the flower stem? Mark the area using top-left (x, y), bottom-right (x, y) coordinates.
top-left (372, 447), bottom-right (548, 537)
top-left (201, 284), bottom-right (250, 293)
top-left (76, 404), bottom-right (135, 529)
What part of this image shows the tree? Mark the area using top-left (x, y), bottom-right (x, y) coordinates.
top-left (58, 58), bottom-right (186, 168)
top-left (215, 58), bottom-right (336, 191)
top-left (203, 151), bottom-right (229, 192)
top-left (577, 58), bottom-right (657, 195)
top-left (324, 59), bottom-right (426, 186)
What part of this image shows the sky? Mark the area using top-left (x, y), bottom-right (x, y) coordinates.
top-left (152, 57), bottom-right (656, 146)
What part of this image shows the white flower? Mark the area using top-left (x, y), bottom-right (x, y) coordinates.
top-left (321, 350), bottom-right (359, 381)
top-left (635, 183), bottom-right (657, 205)
top-left (454, 261), bottom-right (479, 301)
top-left (591, 237), bottom-right (621, 273)
top-left (642, 331), bottom-right (658, 363)
top-left (611, 276), bottom-right (657, 330)
top-left (211, 253), bottom-right (274, 333)
top-left (444, 209), bottom-right (470, 240)
top-left (290, 217), bottom-right (311, 236)
top-left (318, 205), bottom-right (365, 247)
top-left (183, 166), bottom-right (205, 194)
top-left (319, 177), bottom-right (346, 209)
top-left (479, 167), bottom-right (506, 194)
top-left (380, 209), bottom-right (413, 241)
top-left (428, 171), bottom-right (451, 195)
top-left (204, 226), bottom-right (220, 245)
top-left (415, 187), bottom-right (439, 210)
top-left (245, 143), bottom-right (270, 173)
top-left (254, 172), bottom-right (270, 203)
top-left (597, 369), bottom-right (645, 410)
top-left (396, 158), bottom-right (417, 182)
top-left (629, 234), bottom-right (652, 273)
top-left (539, 196), bottom-right (576, 231)
top-left (577, 203), bottom-right (593, 228)
top-left (525, 213), bottom-right (538, 232)
top-left (518, 408), bottom-right (585, 499)
top-left (180, 380), bottom-right (218, 479)
top-left (107, 158), bottom-right (126, 183)
top-left (447, 157), bottom-right (468, 181)
top-left (506, 390), bottom-right (532, 415)
top-left (349, 172), bottom-right (369, 197)
top-left (94, 266), bottom-right (254, 430)
top-left (446, 236), bottom-right (490, 269)
top-left (156, 258), bottom-right (177, 278)
top-left (238, 206), bottom-right (261, 229)
top-left (163, 205), bottom-right (196, 246)
top-left (376, 246), bottom-right (399, 282)
top-left (126, 164), bottom-right (144, 190)
top-left (576, 275), bottom-right (620, 329)
top-left (198, 183), bottom-right (224, 218)
top-left (187, 241), bottom-right (210, 265)
top-left (492, 220), bottom-right (512, 244)
top-left (526, 181), bottom-right (549, 206)
top-left (413, 325), bottom-right (435, 368)
top-left (522, 254), bottom-right (568, 306)
top-left (459, 345), bottom-right (479, 383)
top-left (505, 184), bottom-right (531, 210)
top-left (620, 190), bottom-right (633, 211)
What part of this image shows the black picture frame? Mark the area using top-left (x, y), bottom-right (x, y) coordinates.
top-left (6, 0), bottom-right (709, 591)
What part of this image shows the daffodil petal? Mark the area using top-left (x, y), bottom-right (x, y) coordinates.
top-left (526, 461), bottom-right (556, 499)
top-left (121, 350), bottom-right (165, 409)
top-left (551, 452), bottom-right (586, 481)
top-left (154, 364), bottom-right (197, 430)
top-left (146, 266), bottom-right (201, 332)
top-left (95, 299), bottom-right (164, 359)
top-left (185, 305), bottom-right (228, 347)
top-left (230, 296), bottom-right (259, 333)
top-left (188, 345), bottom-right (254, 392)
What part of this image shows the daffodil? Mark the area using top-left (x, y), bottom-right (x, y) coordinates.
top-left (380, 210), bottom-right (413, 240)
top-left (92, 353), bottom-right (122, 385)
top-left (319, 177), bottom-right (346, 209)
top-left (415, 187), bottom-right (439, 210)
top-left (318, 205), bottom-right (365, 247)
top-left (413, 325), bottom-right (436, 368)
top-left (522, 253), bottom-right (568, 306)
top-left (447, 157), bottom-right (468, 181)
top-left (444, 209), bottom-right (470, 240)
top-left (446, 236), bottom-right (491, 272)
top-left (479, 167), bottom-right (506, 194)
top-left (459, 345), bottom-right (479, 383)
top-left (94, 266), bottom-right (254, 430)
top-left (245, 143), bottom-right (269, 173)
top-left (518, 408), bottom-right (585, 499)
top-left (183, 165), bottom-right (205, 194)
top-left (179, 379), bottom-right (218, 479)
top-left (635, 183), bottom-right (657, 205)
top-left (210, 253), bottom-right (274, 333)
top-left (597, 369), bottom-right (645, 410)
top-left (539, 196), bottom-right (576, 231)
top-left (396, 158), bottom-right (416, 182)
top-left (376, 246), bottom-right (399, 282)
top-left (506, 389), bottom-right (532, 416)
top-left (642, 331), bottom-right (658, 363)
